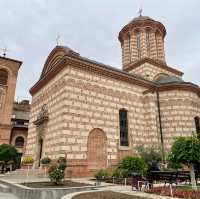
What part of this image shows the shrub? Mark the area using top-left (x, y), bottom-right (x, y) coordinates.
top-left (7, 160), bottom-right (15, 165)
top-left (48, 163), bottom-right (57, 173)
top-left (0, 144), bottom-right (18, 164)
top-left (94, 169), bottom-right (109, 179)
top-left (119, 156), bottom-right (147, 176)
top-left (48, 157), bottom-right (67, 184)
top-left (57, 157), bottom-right (66, 164)
top-left (0, 161), bottom-right (5, 165)
top-left (40, 157), bottom-right (51, 165)
top-left (21, 156), bottom-right (34, 165)
top-left (49, 168), bottom-right (65, 184)
top-left (136, 146), bottom-right (161, 170)
top-left (112, 168), bottom-right (128, 178)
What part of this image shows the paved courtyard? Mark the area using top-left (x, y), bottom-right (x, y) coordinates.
top-left (0, 192), bottom-right (20, 199)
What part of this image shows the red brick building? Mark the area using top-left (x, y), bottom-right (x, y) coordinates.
top-left (0, 56), bottom-right (22, 144)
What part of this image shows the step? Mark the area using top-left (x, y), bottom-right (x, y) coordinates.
top-left (0, 183), bottom-right (10, 193)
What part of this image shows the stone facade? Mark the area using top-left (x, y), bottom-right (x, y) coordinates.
top-left (25, 14), bottom-right (200, 176)
top-left (0, 57), bottom-right (22, 144)
top-left (10, 100), bottom-right (30, 155)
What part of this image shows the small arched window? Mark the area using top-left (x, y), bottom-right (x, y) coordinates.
top-left (128, 34), bottom-right (131, 63)
top-left (119, 108), bottom-right (129, 146)
top-left (155, 30), bottom-right (161, 59)
top-left (146, 30), bottom-right (151, 57)
top-left (136, 31), bottom-right (141, 59)
top-left (0, 69), bottom-right (8, 85)
top-left (194, 116), bottom-right (200, 138)
top-left (15, 136), bottom-right (25, 147)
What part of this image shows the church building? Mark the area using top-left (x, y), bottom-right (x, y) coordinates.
top-left (0, 56), bottom-right (22, 144)
top-left (25, 14), bottom-right (200, 176)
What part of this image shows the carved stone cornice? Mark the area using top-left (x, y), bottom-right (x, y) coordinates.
top-left (33, 104), bottom-right (49, 126)
top-left (124, 57), bottom-right (184, 76)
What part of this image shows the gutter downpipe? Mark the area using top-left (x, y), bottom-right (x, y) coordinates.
top-left (156, 88), bottom-right (165, 164)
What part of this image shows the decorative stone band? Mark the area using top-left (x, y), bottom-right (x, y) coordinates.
top-left (124, 57), bottom-right (184, 77)
top-left (143, 83), bottom-right (200, 97)
top-left (118, 19), bottom-right (166, 43)
top-left (158, 83), bottom-right (200, 97)
top-left (0, 123), bottom-right (11, 129)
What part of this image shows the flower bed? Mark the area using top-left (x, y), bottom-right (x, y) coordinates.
top-left (21, 181), bottom-right (89, 188)
top-left (147, 186), bottom-right (200, 199)
top-left (73, 191), bottom-right (148, 199)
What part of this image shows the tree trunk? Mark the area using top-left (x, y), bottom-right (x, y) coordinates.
top-left (190, 164), bottom-right (197, 190)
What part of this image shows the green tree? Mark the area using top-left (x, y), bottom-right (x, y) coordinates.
top-left (119, 156), bottom-right (147, 177)
top-left (136, 146), bottom-right (161, 170)
top-left (168, 136), bottom-right (200, 190)
top-left (0, 144), bottom-right (18, 164)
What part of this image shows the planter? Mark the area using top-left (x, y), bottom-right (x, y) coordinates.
top-left (40, 164), bottom-right (50, 177)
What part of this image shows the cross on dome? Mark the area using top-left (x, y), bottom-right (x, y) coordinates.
top-left (138, 8), bottom-right (143, 17)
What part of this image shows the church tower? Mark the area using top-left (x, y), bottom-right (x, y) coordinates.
top-left (119, 13), bottom-right (166, 71)
top-left (0, 56), bottom-right (22, 144)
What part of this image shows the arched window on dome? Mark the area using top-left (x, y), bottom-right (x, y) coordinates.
top-left (146, 29), bottom-right (151, 57)
top-left (119, 108), bottom-right (129, 146)
top-left (15, 136), bottom-right (25, 148)
top-left (155, 30), bottom-right (161, 59)
top-left (194, 116), bottom-right (200, 138)
top-left (128, 34), bottom-right (131, 63)
top-left (0, 69), bottom-right (8, 86)
top-left (136, 31), bottom-right (141, 59)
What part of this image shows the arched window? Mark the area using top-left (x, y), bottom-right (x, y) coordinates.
top-left (119, 109), bottom-right (128, 146)
top-left (15, 136), bottom-right (24, 147)
top-left (194, 116), bottom-right (200, 138)
top-left (128, 34), bottom-right (131, 63)
top-left (146, 30), bottom-right (151, 57)
top-left (155, 31), bottom-right (161, 59)
top-left (0, 69), bottom-right (8, 85)
top-left (136, 32), bottom-right (141, 59)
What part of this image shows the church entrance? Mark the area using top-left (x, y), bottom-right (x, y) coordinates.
top-left (87, 128), bottom-right (107, 171)
top-left (38, 138), bottom-right (43, 167)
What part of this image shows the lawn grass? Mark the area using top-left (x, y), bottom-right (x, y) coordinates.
top-left (176, 184), bottom-right (200, 191)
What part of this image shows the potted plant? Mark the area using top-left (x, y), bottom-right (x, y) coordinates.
top-left (40, 157), bottom-right (51, 176)
top-left (7, 160), bottom-right (15, 172)
top-left (21, 156), bottom-right (34, 179)
top-left (21, 156), bottom-right (34, 168)
top-left (0, 161), bottom-right (5, 174)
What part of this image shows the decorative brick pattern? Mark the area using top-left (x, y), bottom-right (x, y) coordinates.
top-left (0, 57), bottom-right (21, 144)
top-left (25, 15), bottom-right (200, 176)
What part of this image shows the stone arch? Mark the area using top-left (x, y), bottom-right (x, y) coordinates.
top-left (153, 73), bottom-right (169, 81)
top-left (15, 136), bottom-right (25, 148)
top-left (87, 128), bottom-right (107, 171)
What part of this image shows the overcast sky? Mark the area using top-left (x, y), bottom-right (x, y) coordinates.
top-left (0, 0), bottom-right (199, 100)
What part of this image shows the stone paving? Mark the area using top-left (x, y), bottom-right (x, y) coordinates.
top-left (1, 172), bottom-right (179, 199)
top-left (0, 192), bottom-right (20, 199)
